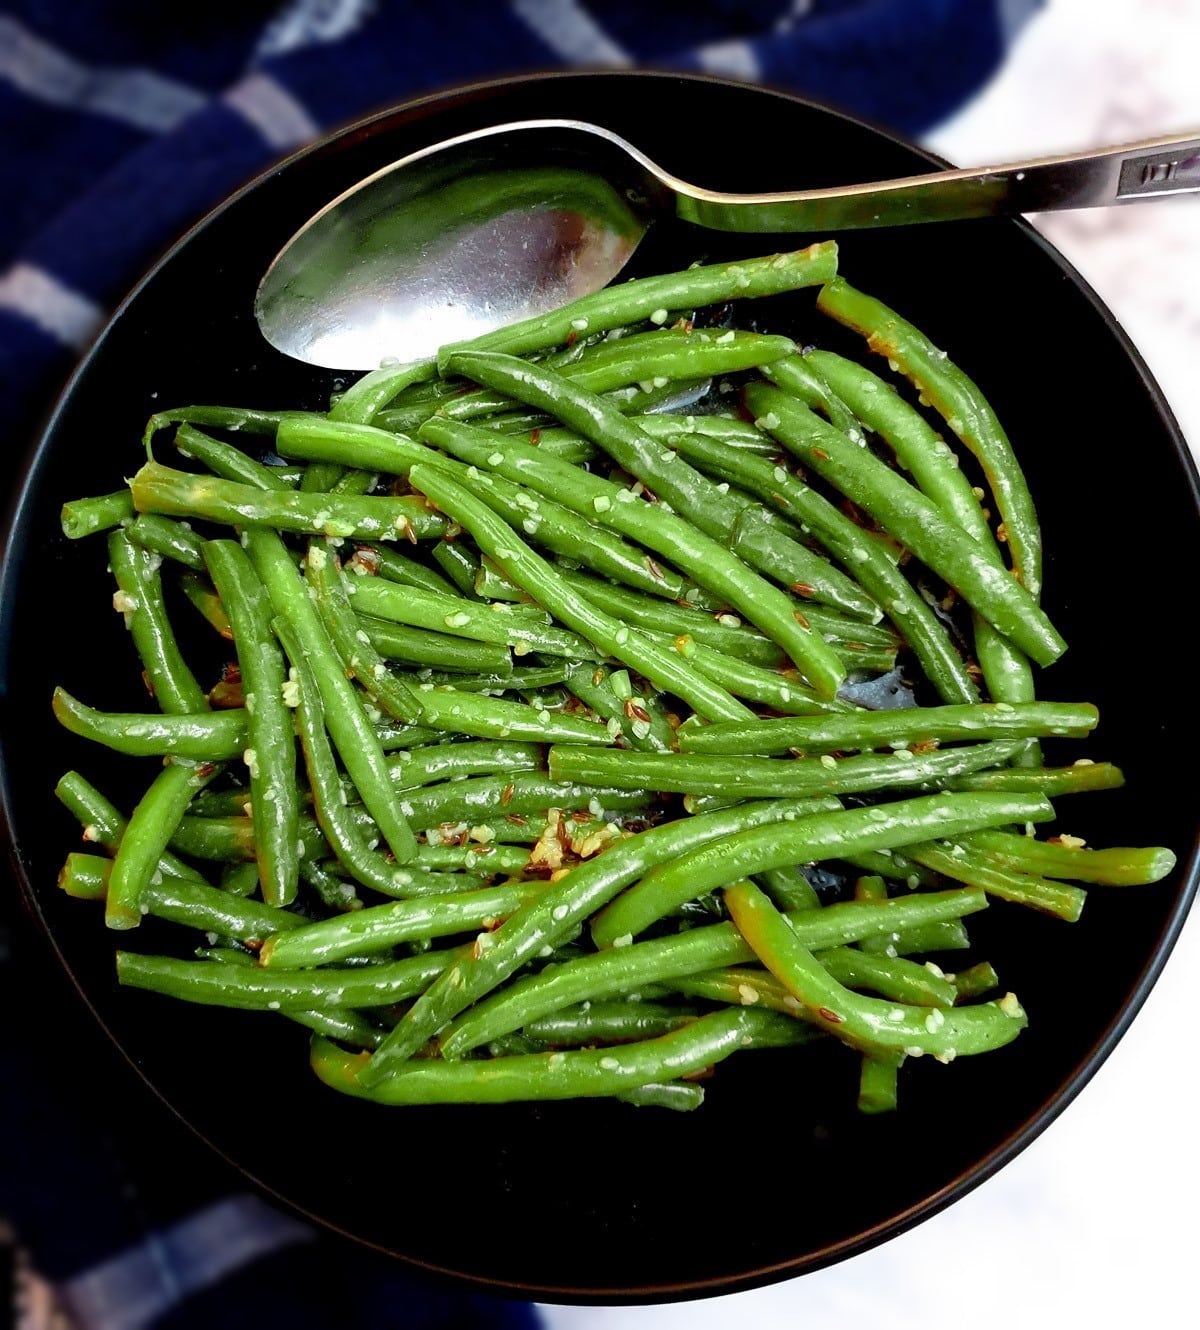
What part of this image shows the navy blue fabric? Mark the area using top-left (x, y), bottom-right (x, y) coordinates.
top-left (0, 2), bottom-right (1039, 1324)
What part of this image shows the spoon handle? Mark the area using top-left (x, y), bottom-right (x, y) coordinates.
top-left (673, 132), bottom-right (1200, 232)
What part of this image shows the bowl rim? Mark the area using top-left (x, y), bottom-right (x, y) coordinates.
top-left (2, 68), bottom-right (1198, 1304)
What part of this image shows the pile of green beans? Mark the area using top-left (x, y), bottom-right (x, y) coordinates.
top-left (53, 242), bottom-right (1175, 1116)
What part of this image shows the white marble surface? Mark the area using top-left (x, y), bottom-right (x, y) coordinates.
top-left (541, 3), bottom-right (1200, 1326)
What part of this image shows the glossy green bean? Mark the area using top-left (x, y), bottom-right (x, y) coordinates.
top-left (131, 461), bottom-right (447, 542)
top-left (245, 528), bottom-right (417, 864)
top-left (437, 242), bottom-right (838, 366)
top-left (959, 828), bottom-right (1175, 886)
top-left (440, 887), bottom-right (989, 1057)
top-left (902, 841), bottom-right (1087, 922)
top-left (550, 738), bottom-right (1027, 801)
top-left (52, 688), bottom-right (246, 759)
top-left (61, 490), bottom-right (136, 539)
top-left (724, 880), bottom-right (1025, 1057)
top-left (409, 462), bottom-right (754, 723)
top-left (591, 789), bottom-right (1051, 946)
top-left (204, 539), bottom-right (303, 906)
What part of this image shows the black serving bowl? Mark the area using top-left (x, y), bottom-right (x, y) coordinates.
top-left (2, 72), bottom-right (1198, 1303)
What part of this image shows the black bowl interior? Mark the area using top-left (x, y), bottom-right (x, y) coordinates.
top-left (2, 72), bottom-right (1198, 1302)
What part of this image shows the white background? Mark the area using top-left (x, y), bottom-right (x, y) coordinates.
top-left (542, 2), bottom-right (1200, 1326)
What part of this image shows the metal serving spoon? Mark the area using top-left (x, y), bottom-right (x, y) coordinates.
top-left (255, 118), bottom-right (1200, 370)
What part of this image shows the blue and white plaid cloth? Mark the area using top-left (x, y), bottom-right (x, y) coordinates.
top-left (0, 2), bottom-right (1039, 1325)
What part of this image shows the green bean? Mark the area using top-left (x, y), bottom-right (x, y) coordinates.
top-left (169, 815), bottom-right (257, 862)
top-left (394, 774), bottom-right (651, 830)
top-left (724, 880), bottom-right (1025, 1058)
top-left (550, 738), bottom-right (1027, 802)
top-left (321, 1006), bottom-right (814, 1104)
top-left (143, 406), bottom-right (314, 453)
top-left (261, 878), bottom-right (547, 969)
top-left (430, 538), bottom-right (483, 598)
top-left (328, 358), bottom-right (437, 424)
top-left (52, 688), bottom-right (246, 759)
top-left (946, 762), bottom-right (1124, 797)
top-left (116, 946), bottom-right (458, 1010)
top-left (439, 887), bottom-right (988, 1058)
top-left (108, 529), bottom-right (208, 713)
top-left (902, 841), bottom-right (1087, 922)
top-left (958, 828), bottom-right (1175, 886)
top-left (61, 490), bottom-right (136, 539)
top-left (177, 570), bottom-right (232, 640)
top-left (745, 385), bottom-right (1065, 667)
top-left (105, 759), bottom-right (220, 929)
top-left (346, 543), bottom-right (457, 596)
top-left (952, 962), bottom-right (1001, 1001)
top-left (373, 721), bottom-right (443, 750)
top-left (283, 1008), bottom-right (382, 1050)
top-left (436, 241), bottom-right (839, 367)
top-left (54, 771), bottom-right (203, 882)
top-left (131, 461), bottom-right (447, 543)
top-left (557, 569), bottom-right (898, 660)
top-left (245, 528), bottom-right (417, 864)
top-left (303, 542), bottom-right (424, 725)
top-left (591, 790), bottom-right (1051, 946)
top-left (125, 514), bottom-right (206, 570)
top-left (473, 556), bottom-right (529, 602)
top-left (758, 351), bottom-right (861, 434)
top-left (632, 413), bottom-right (780, 454)
top-left (421, 418), bottom-right (844, 699)
top-left (756, 865), bottom-right (820, 911)
top-left (680, 702), bottom-right (1098, 756)
top-left (299, 459), bottom-right (347, 493)
top-left (202, 539), bottom-right (303, 906)
top-left (858, 1056), bottom-right (900, 1113)
top-left (357, 615), bottom-right (512, 674)
top-left (360, 796), bottom-right (918, 1082)
top-left (415, 685), bottom-right (614, 745)
top-left (440, 352), bottom-right (872, 632)
top-left (173, 424), bottom-right (292, 490)
top-left (422, 665), bottom-right (568, 694)
top-left (388, 741), bottom-right (544, 789)
top-left (655, 633), bottom-right (858, 716)
top-left (412, 843), bottom-right (531, 874)
top-left (800, 350), bottom-right (1037, 728)
top-left (298, 859), bottom-right (363, 912)
top-left (675, 946), bottom-right (957, 1010)
top-left (275, 416), bottom-right (689, 600)
top-left (274, 614), bottom-right (419, 899)
top-left (522, 1000), bottom-right (701, 1047)
top-left (409, 463), bottom-right (754, 723)
top-left (349, 577), bottom-right (599, 661)
top-left (663, 427), bottom-right (977, 705)
top-left (817, 278), bottom-right (1043, 598)
top-left (563, 664), bottom-right (674, 752)
top-left (219, 861), bottom-right (261, 897)
top-left (61, 854), bottom-right (304, 941)
top-left (843, 849), bottom-right (940, 889)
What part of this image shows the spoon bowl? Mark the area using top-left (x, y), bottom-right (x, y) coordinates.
top-left (256, 116), bottom-right (1200, 370)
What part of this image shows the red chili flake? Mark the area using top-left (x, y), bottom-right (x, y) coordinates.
top-left (624, 699), bottom-right (652, 723)
top-left (844, 641), bottom-right (867, 653)
top-left (571, 808), bottom-right (593, 823)
top-left (966, 662), bottom-right (985, 680)
top-left (811, 448), bottom-right (830, 461)
top-left (910, 738), bottom-right (940, 754)
top-left (645, 556), bottom-right (664, 580)
top-left (592, 667), bottom-right (605, 687)
top-left (671, 318), bottom-right (694, 333)
top-left (565, 330), bottom-right (578, 348)
top-left (443, 522), bottom-right (463, 543)
top-left (529, 428), bottom-right (541, 445)
top-left (500, 783), bottom-right (516, 807)
top-left (788, 747), bottom-right (806, 759)
top-left (640, 484), bottom-right (658, 504)
top-left (194, 762), bottom-right (217, 780)
top-left (793, 610), bottom-right (811, 630)
top-left (791, 582), bottom-right (815, 598)
top-left (504, 813), bottom-right (528, 826)
top-left (818, 1007), bottom-right (844, 1024)
top-left (402, 517), bottom-right (418, 545)
top-left (141, 670), bottom-right (156, 698)
top-left (221, 661), bottom-right (243, 684)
